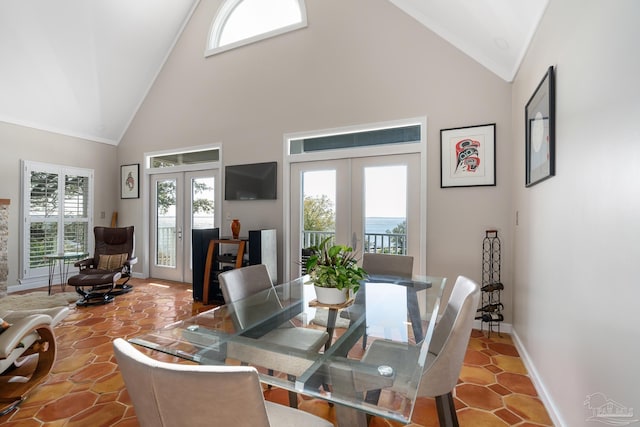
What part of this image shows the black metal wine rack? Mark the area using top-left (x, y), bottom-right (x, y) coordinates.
top-left (478, 229), bottom-right (503, 336)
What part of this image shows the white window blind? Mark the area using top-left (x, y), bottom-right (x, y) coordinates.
top-left (22, 161), bottom-right (93, 282)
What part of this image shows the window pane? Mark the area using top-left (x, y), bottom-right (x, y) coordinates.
top-left (150, 149), bottom-right (219, 168)
top-left (219, 0), bottom-right (302, 47)
top-left (192, 177), bottom-right (215, 229)
top-left (30, 172), bottom-right (59, 217)
top-left (290, 125), bottom-right (421, 154)
top-left (30, 222), bottom-right (57, 267)
top-left (64, 175), bottom-right (89, 217)
top-left (364, 166), bottom-right (407, 255)
top-left (302, 170), bottom-right (336, 248)
top-left (64, 222), bottom-right (88, 253)
top-left (156, 179), bottom-right (177, 267)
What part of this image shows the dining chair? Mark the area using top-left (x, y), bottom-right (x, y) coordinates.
top-left (112, 338), bottom-right (332, 427)
top-left (218, 264), bottom-right (329, 408)
top-left (359, 275), bottom-right (480, 427)
top-left (362, 252), bottom-right (414, 277)
top-left (340, 252), bottom-right (414, 349)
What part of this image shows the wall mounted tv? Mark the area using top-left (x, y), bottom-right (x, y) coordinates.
top-left (225, 161), bottom-right (277, 200)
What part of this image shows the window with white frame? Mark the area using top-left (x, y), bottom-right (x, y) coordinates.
top-left (21, 161), bottom-right (93, 282)
top-left (288, 124), bottom-right (422, 155)
top-left (206, 0), bottom-right (307, 56)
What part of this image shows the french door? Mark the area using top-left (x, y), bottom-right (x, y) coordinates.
top-left (289, 154), bottom-right (422, 279)
top-left (150, 170), bottom-right (218, 282)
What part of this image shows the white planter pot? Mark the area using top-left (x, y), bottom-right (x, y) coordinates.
top-left (314, 286), bottom-right (348, 305)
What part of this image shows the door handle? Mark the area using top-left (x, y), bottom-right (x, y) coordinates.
top-left (177, 228), bottom-right (183, 240)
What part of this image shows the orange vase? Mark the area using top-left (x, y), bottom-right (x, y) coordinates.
top-left (231, 219), bottom-right (241, 239)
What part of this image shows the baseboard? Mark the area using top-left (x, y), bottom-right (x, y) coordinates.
top-left (11, 277), bottom-right (50, 293)
top-left (472, 319), bottom-right (512, 334)
top-left (510, 327), bottom-right (565, 427)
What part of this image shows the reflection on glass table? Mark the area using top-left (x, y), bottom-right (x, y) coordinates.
top-left (130, 275), bottom-right (446, 426)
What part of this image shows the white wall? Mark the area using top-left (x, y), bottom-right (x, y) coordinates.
top-left (512, 1), bottom-right (640, 425)
top-left (0, 121), bottom-right (118, 290)
top-left (118, 0), bottom-right (514, 312)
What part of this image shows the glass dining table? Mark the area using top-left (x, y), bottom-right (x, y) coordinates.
top-left (129, 274), bottom-right (446, 427)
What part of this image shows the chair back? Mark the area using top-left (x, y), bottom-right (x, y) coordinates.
top-left (362, 253), bottom-right (413, 277)
top-left (219, 264), bottom-right (273, 304)
top-left (113, 338), bottom-right (272, 427)
top-left (219, 265), bottom-right (284, 331)
top-left (94, 226), bottom-right (135, 258)
top-left (418, 275), bottom-right (480, 397)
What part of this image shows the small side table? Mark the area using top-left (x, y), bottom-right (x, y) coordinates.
top-left (44, 252), bottom-right (89, 295)
top-left (309, 298), bottom-right (354, 351)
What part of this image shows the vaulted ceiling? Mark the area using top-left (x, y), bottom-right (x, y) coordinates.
top-left (0, 0), bottom-right (548, 145)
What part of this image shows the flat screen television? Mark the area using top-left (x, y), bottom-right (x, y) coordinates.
top-left (224, 161), bottom-right (277, 200)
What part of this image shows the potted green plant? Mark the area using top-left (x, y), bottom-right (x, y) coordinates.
top-left (304, 237), bottom-right (367, 304)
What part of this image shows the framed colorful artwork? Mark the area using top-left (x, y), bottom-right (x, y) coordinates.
top-left (440, 123), bottom-right (496, 188)
top-left (120, 164), bottom-right (139, 199)
top-left (525, 66), bottom-right (555, 187)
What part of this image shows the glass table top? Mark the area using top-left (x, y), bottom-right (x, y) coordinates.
top-left (130, 274), bottom-right (446, 424)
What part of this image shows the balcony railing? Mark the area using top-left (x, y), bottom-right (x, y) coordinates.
top-left (157, 226), bottom-right (176, 267)
top-left (302, 230), bottom-right (407, 255)
top-left (156, 227), bottom-right (407, 269)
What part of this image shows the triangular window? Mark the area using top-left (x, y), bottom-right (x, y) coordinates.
top-left (206, 0), bottom-right (307, 56)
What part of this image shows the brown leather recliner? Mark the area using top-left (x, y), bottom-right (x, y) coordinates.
top-left (68, 227), bottom-right (137, 305)
top-left (76, 226), bottom-right (137, 289)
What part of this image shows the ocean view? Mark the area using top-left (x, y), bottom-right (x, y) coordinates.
top-left (365, 217), bottom-right (405, 234)
top-left (159, 216), bottom-right (406, 233)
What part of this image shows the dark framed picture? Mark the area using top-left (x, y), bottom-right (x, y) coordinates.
top-left (120, 164), bottom-right (139, 199)
top-left (440, 123), bottom-right (496, 188)
top-left (525, 66), bottom-right (555, 187)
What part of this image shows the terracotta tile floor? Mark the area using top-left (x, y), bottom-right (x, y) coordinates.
top-left (1, 279), bottom-right (553, 426)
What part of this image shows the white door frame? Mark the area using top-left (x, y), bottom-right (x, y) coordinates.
top-left (282, 117), bottom-right (428, 281)
top-left (149, 170), bottom-right (219, 282)
top-left (289, 155), bottom-right (422, 280)
top-left (142, 145), bottom-right (222, 280)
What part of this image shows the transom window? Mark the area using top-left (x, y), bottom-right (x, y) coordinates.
top-left (288, 123), bottom-right (422, 155)
top-left (206, 0), bottom-right (307, 56)
top-left (148, 147), bottom-right (220, 169)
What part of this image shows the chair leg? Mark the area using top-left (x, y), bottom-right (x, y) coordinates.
top-left (286, 374), bottom-right (298, 408)
top-left (110, 273), bottom-right (133, 295)
top-left (435, 392), bottom-right (459, 427)
top-left (267, 369), bottom-right (274, 389)
top-left (348, 318), bottom-right (368, 350)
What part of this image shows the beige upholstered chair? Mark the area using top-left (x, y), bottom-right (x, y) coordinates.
top-left (0, 307), bottom-right (69, 415)
top-left (360, 275), bottom-right (480, 427)
top-left (113, 338), bottom-right (332, 427)
top-left (341, 252), bottom-right (414, 348)
top-left (362, 252), bottom-right (414, 277)
top-left (218, 264), bottom-right (329, 407)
